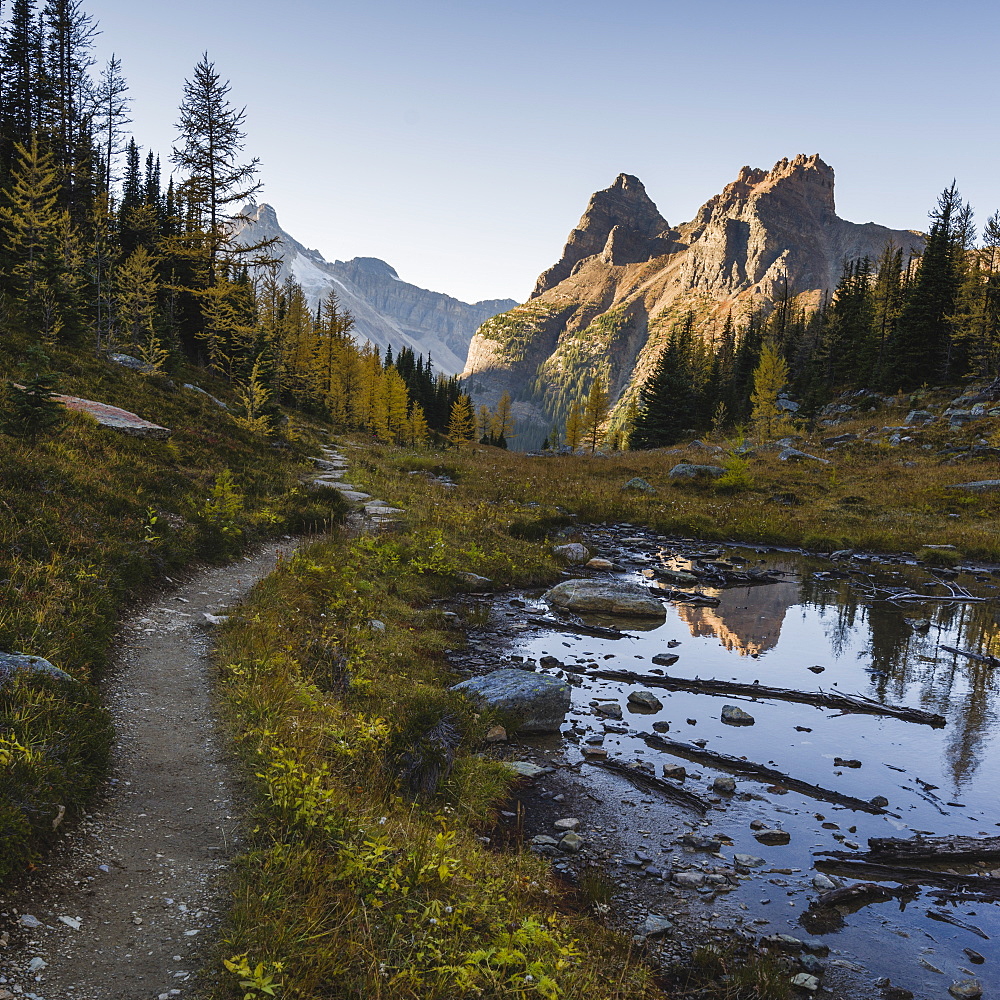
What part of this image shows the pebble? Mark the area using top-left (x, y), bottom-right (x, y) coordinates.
top-left (662, 763), bottom-right (687, 780)
top-left (948, 981), bottom-right (983, 1000)
top-left (640, 914), bottom-right (673, 937)
top-left (754, 828), bottom-right (791, 845)
top-left (713, 775), bottom-right (736, 794)
top-left (627, 690), bottom-right (663, 712)
top-left (553, 817), bottom-right (580, 832)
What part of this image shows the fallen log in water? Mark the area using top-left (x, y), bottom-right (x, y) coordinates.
top-left (940, 645), bottom-right (1000, 668)
top-left (641, 732), bottom-right (885, 813)
top-left (587, 757), bottom-right (709, 814)
top-left (799, 881), bottom-right (902, 933)
top-left (865, 834), bottom-right (1000, 865)
top-left (588, 669), bottom-right (946, 727)
top-left (814, 857), bottom-right (1000, 893)
top-left (524, 616), bottom-right (628, 639)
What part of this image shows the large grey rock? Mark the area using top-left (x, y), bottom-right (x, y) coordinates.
top-left (0, 652), bottom-right (75, 687)
top-left (543, 579), bottom-right (666, 619)
top-left (668, 462), bottom-right (725, 480)
top-left (107, 352), bottom-right (157, 374)
top-left (453, 669), bottom-right (570, 733)
top-left (721, 704), bottom-right (755, 726)
top-left (552, 542), bottom-right (591, 564)
top-left (905, 409), bottom-right (934, 425)
top-left (621, 477), bottom-right (657, 494)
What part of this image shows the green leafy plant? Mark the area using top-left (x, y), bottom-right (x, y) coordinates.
top-left (223, 953), bottom-right (284, 1000)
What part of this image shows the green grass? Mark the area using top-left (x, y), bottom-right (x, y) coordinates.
top-left (0, 335), bottom-right (347, 883)
top-left (214, 531), bottom-right (660, 999)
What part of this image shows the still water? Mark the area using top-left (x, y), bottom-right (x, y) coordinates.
top-left (510, 531), bottom-right (1000, 994)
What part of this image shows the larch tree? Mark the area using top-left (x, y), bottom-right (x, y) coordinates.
top-left (564, 399), bottom-right (583, 450)
top-left (447, 395), bottom-right (476, 449)
top-left (750, 339), bottom-right (789, 440)
top-left (583, 376), bottom-right (610, 454)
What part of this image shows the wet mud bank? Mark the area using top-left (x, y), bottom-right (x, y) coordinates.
top-left (444, 525), bottom-right (1000, 999)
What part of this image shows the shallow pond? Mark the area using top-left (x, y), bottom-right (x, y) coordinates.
top-left (509, 529), bottom-right (1000, 995)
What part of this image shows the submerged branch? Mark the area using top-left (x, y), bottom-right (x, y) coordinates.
top-left (586, 668), bottom-right (946, 727)
top-left (641, 732), bottom-right (885, 813)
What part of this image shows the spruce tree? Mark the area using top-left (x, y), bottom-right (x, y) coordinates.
top-left (171, 54), bottom-right (263, 283)
top-left (3, 344), bottom-right (63, 442)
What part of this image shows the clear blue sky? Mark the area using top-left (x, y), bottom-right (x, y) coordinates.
top-left (85, 0), bottom-right (1000, 303)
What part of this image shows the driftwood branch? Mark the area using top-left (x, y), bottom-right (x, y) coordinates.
top-left (926, 909), bottom-right (990, 940)
top-left (588, 669), bottom-right (946, 727)
top-left (587, 758), bottom-right (709, 814)
top-left (851, 834), bottom-right (1000, 865)
top-left (940, 645), bottom-right (1000, 668)
top-left (525, 616), bottom-right (628, 640)
top-left (642, 732), bottom-right (885, 813)
top-left (815, 857), bottom-right (1000, 892)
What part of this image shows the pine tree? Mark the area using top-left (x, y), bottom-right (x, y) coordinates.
top-left (887, 183), bottom-right (966, 389)
top-left (491, 390), bottom-right (514, 445)
top-left (3, 344), bottom-right (63, 442)
top-left (407, 402), bottom-right (429, 447)
top-left (630, 316), bottom-right (702, 449)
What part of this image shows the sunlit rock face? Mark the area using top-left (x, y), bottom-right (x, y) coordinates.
top-left (462, 155), bottom-right (924, 447)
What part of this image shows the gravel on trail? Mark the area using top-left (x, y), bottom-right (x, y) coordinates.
top-left (0, 540), bottom-right (295, 1000)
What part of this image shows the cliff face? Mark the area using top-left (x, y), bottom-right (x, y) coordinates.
top-left (462, 155), bottom-right (923, 444)
top-left (233, 205), bottom-right (516, 375)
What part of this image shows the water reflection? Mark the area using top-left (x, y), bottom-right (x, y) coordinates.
top-left (653, 551), bottom-right (1000, 789)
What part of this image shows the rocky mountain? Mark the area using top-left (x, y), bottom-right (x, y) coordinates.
top-left (233, 204), bottom-right (516, 375)
top-left (462, 155), bottom-right (923, 445)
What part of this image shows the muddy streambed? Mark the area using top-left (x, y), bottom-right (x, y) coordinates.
top-left (458, 527), bottom-right (1000, 997)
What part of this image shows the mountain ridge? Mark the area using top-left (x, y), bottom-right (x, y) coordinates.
top-left (233, 204), bottom-right (517, 375)
top-left (462, 154), bottom-right (924, 445)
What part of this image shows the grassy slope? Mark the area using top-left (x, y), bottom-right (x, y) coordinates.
top-left (0, 339), bottom-right (347, 881)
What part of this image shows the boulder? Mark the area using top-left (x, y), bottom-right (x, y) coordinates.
top-left (639, 914), bottom-right (673, 938)
top-left (559, 832), bottom-right (583, 853)
top-left (184, 383), bottom-right (228, 409)
top-left (713, 775), bottom-right (736, 794)
top-left (721, 704), bottom-right (755, 726)
top-left (662, 763), bottom-right (687, 780)
top-left (453, 669), bottom-right (570, 733)
top-left (0, 651), bottom-right (75, 687)
top-left (627, 690), bottom-right (663, 712)
top-left (621, 477), bottom-right (657, 494)
top-left (905, 409), bottom-right (934, 425)
top-left (543, 580), bottom-right (666, 618)
top-left (107, 352), bottom-right (157, 374)
top-left (552, 542), bottom-right (591, 564)
top-left (948, 980), bottom-right (983, 999)
top-left (586, 557), bottom-right (614, 570)
top-left (779, 447), bottom-right (830, 464)
top-left (668, 462), bottom-right (725, 480)
top-left (821, 433), bottom-right (857, 447)
top-left (754, 828), bottom-right (791, 845)
top-left (654, 567), bottom-right (699, 586)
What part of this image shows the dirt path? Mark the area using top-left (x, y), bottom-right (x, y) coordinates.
top-left (0, 539), bottom-right (296, 1000)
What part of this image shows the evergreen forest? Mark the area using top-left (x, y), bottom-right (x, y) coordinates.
top-left (0, 0), bottom-right (476, 445)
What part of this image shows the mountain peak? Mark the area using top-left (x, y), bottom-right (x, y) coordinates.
top-left (531, 173), bottom-right (669, 297)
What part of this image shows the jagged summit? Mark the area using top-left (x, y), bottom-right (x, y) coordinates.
top-left (232, 203), bottom-right (516, 375)
top-left (463, 154), bottom-right (924, 448)
top-left (531, 173), bottom-right (670, 297)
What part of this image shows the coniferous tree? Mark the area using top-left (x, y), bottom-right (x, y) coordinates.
top-left (583, 376), bottom-right (610, 454)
